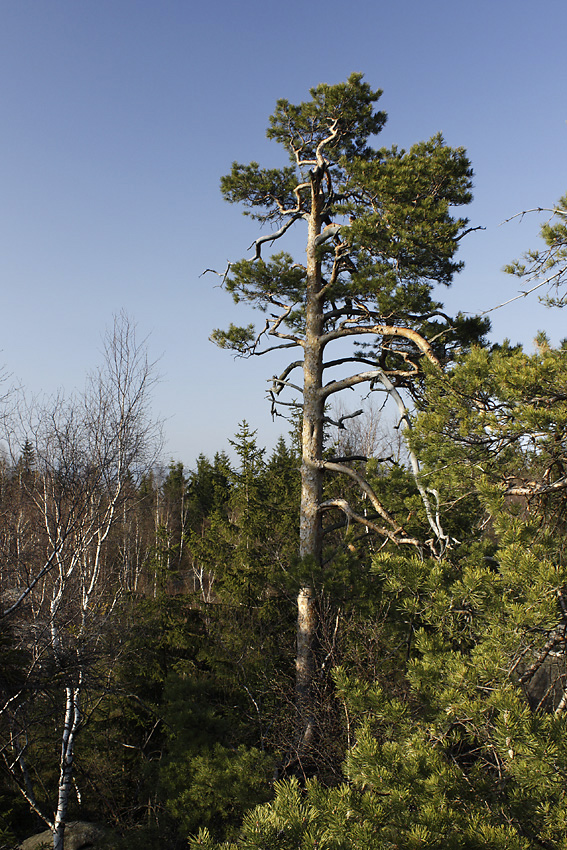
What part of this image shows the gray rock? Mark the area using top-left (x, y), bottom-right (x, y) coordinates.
top-left (21, 821), bottom-right (107, 850)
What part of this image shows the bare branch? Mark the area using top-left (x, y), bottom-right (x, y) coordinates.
top-left (267, 302), bottom-right (304, 345)
top-left (254, 341), bottom-right (302, 355)
top-left (316, 458), bottom-right (402, 531)
top-left (504, 475), bottom-right (567, 497)
top-left (326, 455), bottom-right (369, 463)
top-left (270, 377), bottom-right (303, 394)
top-left (322, 323), bottom-right (441, 367)
top-left (500, 207), bottom-right (567, 225)
top-left (321, 369), bottom-right (385, 400)
top-left (472, 269), bottom-right (564, 317)
top-left (320, 497), bottom-right (421, 548)
top-left (372, 368), bottom-right (450, 553)
top-left (323, 355), bottom-right (386, 371)
top-left (315, 120), bottom-right (340, 166)
top-left (271, 361), bottom-right (304, 397)
top-left (201, 261), bottom-right (232, 286)
top-left (249, 213), bottom-right (304, 260)
top-left (323, 409), bottom-right (363, 429)
top-left (455, 225), bottom-right (485, 241)
top-left (313, 223), bottom-right (343, 247)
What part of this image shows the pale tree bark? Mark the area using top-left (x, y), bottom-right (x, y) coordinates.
top-left (0, 314), bottom-right (160, 849)
top-left (53, 685), bottom-right (81, 850)
top-left (296, 164), bottom-right (325, 753)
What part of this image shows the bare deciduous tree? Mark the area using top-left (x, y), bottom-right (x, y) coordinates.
top-left (0, 314), bottom-right (161, 850)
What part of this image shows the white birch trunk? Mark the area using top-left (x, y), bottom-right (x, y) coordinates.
top-left (53, 685), bottom-right (81, 850)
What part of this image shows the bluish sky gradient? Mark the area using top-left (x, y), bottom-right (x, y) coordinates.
top-left (1, 0), bottom-right (566, 465)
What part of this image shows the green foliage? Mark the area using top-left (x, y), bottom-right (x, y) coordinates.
top-left (126, 427), bottom-right (299, 842)
top-left (13, 79), bottom-right (567, 850)
top-left (213, 74), bottom-right (481, 364)
top-left (187, 451), bottom-right (231, 524)
top-left (344, 134), bottom-right (473, 289)
top-left (0, 814), bottom-right (16, 849)
top-left (410, 342), bottom-right (567, 540)
top-left (266, 73), bottom-right (387, 163)
top-left (192, 517), bottom-right (567, 848)
top-left (187, 423), bottom-right (299, 602)
top-left (164, 744), bottom-right (274, 840)
top-left (189, 340), bottom-right (567, 849)
top-left (210, 323), bottom-right (256, 353)
top-left (221, 164), bottom-right (298, 216)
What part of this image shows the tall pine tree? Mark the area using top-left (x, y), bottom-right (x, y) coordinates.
top-left (211, 74), bottom-right (484, 753)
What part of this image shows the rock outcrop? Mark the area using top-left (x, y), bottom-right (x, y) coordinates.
top-left (20, 821), bottom-right (107, 850)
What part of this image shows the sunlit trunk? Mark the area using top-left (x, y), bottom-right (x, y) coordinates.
top-left (296, 170), bottom-right (324, 753)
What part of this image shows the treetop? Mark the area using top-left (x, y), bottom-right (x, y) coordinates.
top-left (266, 72), bottom-right (387, 165)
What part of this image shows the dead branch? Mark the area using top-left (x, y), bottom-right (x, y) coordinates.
top-left (316, 459), bottom-right (401, 530)
top-left (249, 213), bottom-right (304, 260)
top-left (504, 475), bottom-right (567, 497)
top-left (322, 323), bottom-right (441, 367)
top-left (455, 225), bottom-right (485, 241)
top-left (271, 361), bottom-right (304, 398)
top-left (500, 207), bottom-right (567, 226)
top-left (474, 268), bottom-right (564, 317)
top-left (200, 262), bottom-right (232, 286)
top-left (373, 368), bottom-right (450, 553)
top-left (323, 409), bottom-right (364, 429)
top-left (319, 497), bottom-right (421, 548)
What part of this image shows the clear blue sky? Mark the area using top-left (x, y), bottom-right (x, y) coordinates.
top-left (1, 0), bottom-right (566, 466)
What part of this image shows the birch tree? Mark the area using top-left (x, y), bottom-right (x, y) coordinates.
top-left (210, 74), bottom-right (484, 756)
top-left (0, 315), bottom-right (160, 850)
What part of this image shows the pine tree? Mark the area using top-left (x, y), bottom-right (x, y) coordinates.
top-left (211, 73), bottom-right (485, 754)
top-left (187, 342), bottom-right (567, 850)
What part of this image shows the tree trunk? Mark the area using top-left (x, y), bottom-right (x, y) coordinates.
top-left (295, 170), bottom-right (324, 754)
top-left (53, 686), bottom-right (81, 850)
